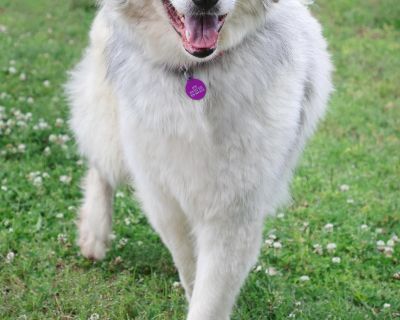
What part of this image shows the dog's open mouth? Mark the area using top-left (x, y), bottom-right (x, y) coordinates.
top-left (162, 0), bottom-right (227, 58)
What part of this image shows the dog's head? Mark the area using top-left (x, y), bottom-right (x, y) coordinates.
top-left (107, 0), bottom-right (275, 66)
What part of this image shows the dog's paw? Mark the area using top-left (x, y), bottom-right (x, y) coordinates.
top-left (77, 218), bottom-right (109, 261)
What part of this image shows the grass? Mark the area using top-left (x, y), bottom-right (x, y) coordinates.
top-left (0, 0), bottom-right (399, 319)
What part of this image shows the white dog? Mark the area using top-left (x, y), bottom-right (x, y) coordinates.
top-left (66, 0), bottom-right (332, 318)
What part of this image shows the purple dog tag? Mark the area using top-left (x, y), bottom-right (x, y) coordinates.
top-left (186, 77), bottom-right (207, 100)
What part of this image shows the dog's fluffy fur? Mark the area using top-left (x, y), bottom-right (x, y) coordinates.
top-left (66, 0), bottom-right (332, 318)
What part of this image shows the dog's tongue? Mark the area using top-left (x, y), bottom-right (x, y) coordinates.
top-left (184, 15), bottom-right (219, 49)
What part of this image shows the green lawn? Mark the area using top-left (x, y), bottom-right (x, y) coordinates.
top-left (0, 0), bottom-right (399, 319)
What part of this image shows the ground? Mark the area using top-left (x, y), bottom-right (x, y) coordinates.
top-left (0, 0), bottom-right (399, 319)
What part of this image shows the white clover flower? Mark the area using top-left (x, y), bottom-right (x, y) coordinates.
top-left (347, 198), bottom-right (354, 204)
top-left (339, 184), bottom-right (349, 192)
top-left (49, 134), bottom-right (70, 145)
top-left (16, 120), bottom-right (27, 127)
top-left (19, 73), bottom-right (26, 81)
top-left (28, 172), bottom-right (37, 181)
top-left (1, 185), bottom-right (7, 192)
top-left (116, 191), bottom-right (125, 198)
top-left (393, 272), bottom-right (400, 280)
top-left (27, 97), bottom-right (34, 104)
top-left (360, 224), bottom-right (369, 231)
top-left (88, 313), bottom-right (100, 320)
top-left (38, 119), bottom-right (50, 130)
top-left (264, 239), bottom-right (274, 247)
top-left (386, 239), bottom-right (395, 247)
top-left (137, 241), bottom-right (143, 246)
top-left (57, 233), bottom-right (68, 244)
top-left (266, 267), bottom-right (278, 276)
top-left (44, 146), bottom-right (51, 156)
top-left (18, 144), bottom-right (26, 153)
top-left (7, 119), bottom-right (15, 127)
top-left (300, 221), bottom-right (309, 232)
top-left (114, 256), bottom-right (124, 264)
top-left (0, 25), bottom-right (7, 33)
top-left (326, 243), bottom-right (337, 253)
top-left (33, 176), bottom-right (43, 187)
top-left (376, 240), bottom-right (385, 251)
top-left (0, 92), bottom-right (9, 99)
top-left (118, 238), bottom-right (128, 248)
top-left (324, 223), bottom-right (334, 232)
top-left (55, 118), bottom-right (64, 127)
top-left (268, 234), bottom-right (277, 240)
top-left (173, 281), bottom-right (181, 288)
top-left (391, 234), bottom-right (399, 243)
top-left (124, 217), bottom-right (131, 226)
top-left (254, 265), bottom-right (262, 273)
top-left (60, 175), bottom-right (72, 184)
top-left (273, 241), bottom-right (282, 249)
top-left (55, 213), bottom-right (64, 219)
top-left (8, 66), bottom-right (17, 74)
top-left (43, 80), bottom-right (51, 87)
top-left (332, 257), bottom-right (341, 264)
top-left (299, 275), bottom-right (310, 282)
top-left (375, 228), bottom-right (383, 234)
top-left (384, 246), bottom-right (394, 257)
top-left (383, 303), bottom-right (391, 309)
top-left (6, 251), bottom-right (15, 263)
top-left (313, 244), bottom-right (323, 255)
top-left (76, 159), bottom-right (84, 166)
top-left (277, 212), bottom-right (285, 219)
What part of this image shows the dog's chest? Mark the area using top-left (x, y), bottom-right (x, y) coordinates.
top-left (116, 67), bottom-right (272, 202)
top-left (113, 53), bottom-right (303, 211)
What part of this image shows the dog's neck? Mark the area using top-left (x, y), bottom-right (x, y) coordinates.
top-left (171, 50), bottom-right (226, 76)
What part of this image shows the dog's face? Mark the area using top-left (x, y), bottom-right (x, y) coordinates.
top-left (110, 0), bottom-right (269, 65)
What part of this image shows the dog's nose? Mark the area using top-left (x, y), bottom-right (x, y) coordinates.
top-left (192, 0), bottom-right (219, 11)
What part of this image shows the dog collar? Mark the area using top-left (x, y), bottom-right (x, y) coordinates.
top-left (181, 51), bottom-right (224, 101)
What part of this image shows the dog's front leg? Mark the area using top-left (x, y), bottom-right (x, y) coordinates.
top-left (135, 178), bottom-right (197, 301)
top-left (187, 214), bottom-right (263, 320)
top-left (77, 167), bottom-right (114, 260)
